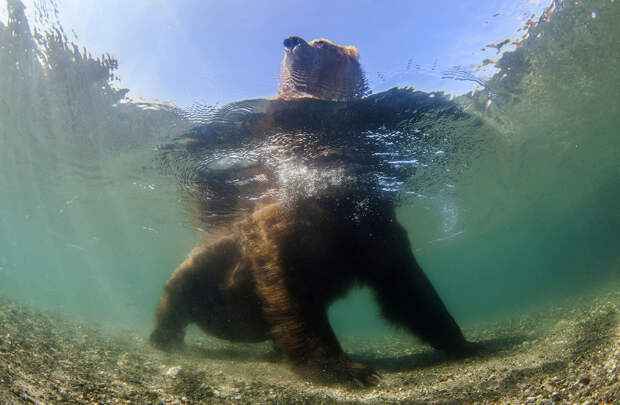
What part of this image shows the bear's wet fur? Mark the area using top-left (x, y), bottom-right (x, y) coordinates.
top-left (151, 36), bottom-right (476, 386)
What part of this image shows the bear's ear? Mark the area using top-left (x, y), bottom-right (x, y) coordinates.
top-left (342, 45), bottom-right (360, 60)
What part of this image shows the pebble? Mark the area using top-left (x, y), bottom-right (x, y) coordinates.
top-left (164, 366), bottom-right (182, 377)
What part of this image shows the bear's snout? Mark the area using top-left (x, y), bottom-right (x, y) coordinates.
top-left (283, 36), bottom-right (306, 51)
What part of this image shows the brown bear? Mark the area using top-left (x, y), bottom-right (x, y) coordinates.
top-left (151, 36), bottom-right (475, 386)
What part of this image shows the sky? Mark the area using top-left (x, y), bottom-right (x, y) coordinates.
top-left (15, 0), bottom-right (548, 107)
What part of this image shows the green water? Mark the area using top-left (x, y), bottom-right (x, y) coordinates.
top-left (0, 0), bottom-right (618, 344)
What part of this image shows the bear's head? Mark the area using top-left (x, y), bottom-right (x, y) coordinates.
top-left (278, 36), bottom-right (369, 101)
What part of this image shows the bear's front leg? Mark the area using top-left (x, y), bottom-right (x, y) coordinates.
top-left (272, 302), bottom-right (380, 387)
top-left (150, 237), bottom-right (242, 351)
top-left (150, 288), bottom-right (190, 352)
top-left (255, 266), bottom-right (380, 387)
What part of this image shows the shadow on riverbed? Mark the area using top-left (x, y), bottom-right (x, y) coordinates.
top-left (176, 334), bottom-right (530, 374)
top-left (184, 345), bottom-right (281, 363)
top-left (352, 335), bottom-right (528, 373)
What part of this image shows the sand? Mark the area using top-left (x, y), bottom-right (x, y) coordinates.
top-left (0, 284), bottom-right (618, 404)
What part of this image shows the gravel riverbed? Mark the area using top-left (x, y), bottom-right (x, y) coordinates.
top-left (0, 283), bottom-right (618, 404)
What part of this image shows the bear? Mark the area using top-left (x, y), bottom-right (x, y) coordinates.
top-left (151, 36), bottom-right (476, 386)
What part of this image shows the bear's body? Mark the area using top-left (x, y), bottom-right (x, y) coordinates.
top-left (151, 197), bottom-right (470, 385)
top-left (151, 36), bottom-right (475, 386)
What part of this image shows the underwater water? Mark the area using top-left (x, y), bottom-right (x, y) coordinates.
top-left (0, 0), bottom-right (618, 364)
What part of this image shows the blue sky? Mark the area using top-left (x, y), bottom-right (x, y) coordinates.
top-left (21, 0), bottom-right (548, 106)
